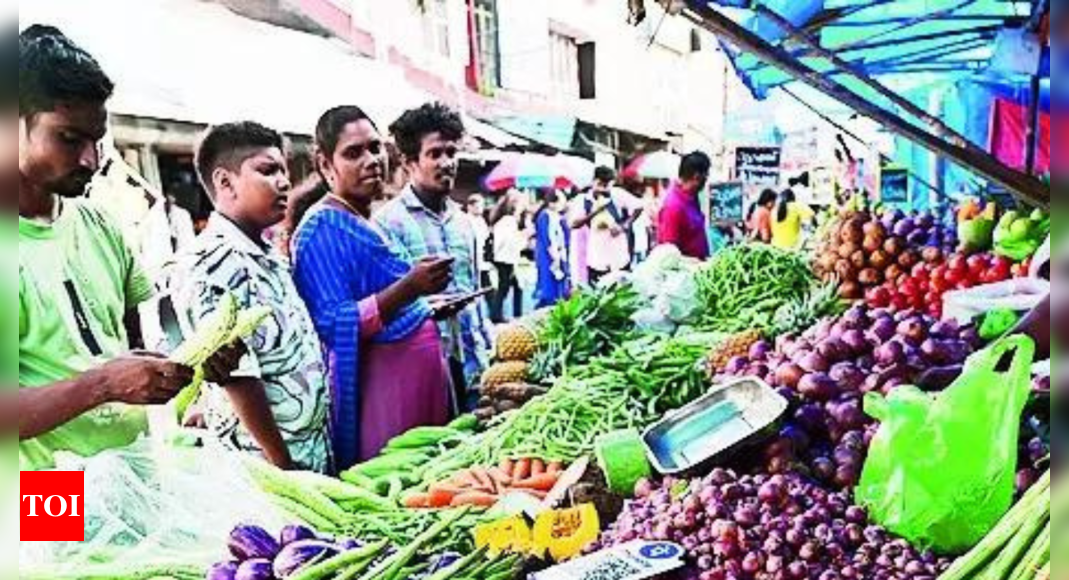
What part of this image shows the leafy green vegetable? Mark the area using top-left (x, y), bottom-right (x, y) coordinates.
top-left (528, 284), bottom-right (641, 382)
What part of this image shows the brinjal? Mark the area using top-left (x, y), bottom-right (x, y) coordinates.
top-left (228, 525), bottom-right (281, 561)
top-left (273, 540), bottom-right (339, 578)
top-left (235, 559), bottom-right (274, 580)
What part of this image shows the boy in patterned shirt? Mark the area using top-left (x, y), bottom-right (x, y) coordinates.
top-left (167, 122), bottom-right (332, 472)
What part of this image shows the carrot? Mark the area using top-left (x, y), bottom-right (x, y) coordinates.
top-left (547, 461), bottom-right (564, 476)
top-left (449, 491), bottom-right (498, 508)
top-left (488, 467), bottom-right (513, 489)
top-left (470, 467), bottom-right (496, 493)
top-left (401, 492), bottom-right (430, 509)
top-left (500, 458), bottom-right (515, 475)
top-left (530, 459), bottom-right (545, 477)
top-left (510, 473), bottom-right (559, 492)
top-left (513, 458), bottom-right (531, 481)
top-left (427, 484), bottom-right (462, 508)
top-left (450, 470), bottom-right (480, 489)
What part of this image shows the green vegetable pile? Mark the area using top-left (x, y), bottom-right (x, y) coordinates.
top-left (527, 284), bottom-right (641, 382)
top-left (421, 332), bottom-right (726, 481)
top-left (695, 244), bottom-right (841, 335)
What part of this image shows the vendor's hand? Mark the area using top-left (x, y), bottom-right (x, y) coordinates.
top-left (203, 341), bottom-right (247, 385)
top-left (92, 353), bottom-right (194, 405)
top-left (405, 256), bottom-right (454, 297)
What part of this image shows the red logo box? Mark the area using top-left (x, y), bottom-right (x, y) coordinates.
top-left (21, 471), bottom-right (85, 542)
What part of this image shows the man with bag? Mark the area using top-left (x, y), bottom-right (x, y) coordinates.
top-left (570, 166), bottom-right (641, 286)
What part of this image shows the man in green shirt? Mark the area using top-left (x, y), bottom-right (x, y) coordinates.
top-left (14, 26), bottom-right (241, 470)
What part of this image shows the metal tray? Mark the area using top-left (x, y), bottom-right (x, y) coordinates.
top-left (642, 377), bottom-right (788, 475)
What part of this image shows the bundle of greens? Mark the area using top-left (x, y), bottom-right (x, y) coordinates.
top-left (528, 284), bottom-right (641, 382)
top-left (695, 244), bottom-right (830, 334)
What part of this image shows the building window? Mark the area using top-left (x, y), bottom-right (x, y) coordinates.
top-left (472, 0), bottom-right (500, 91)
top-left (549, 31), bottom-right (580, 98)
top-left (422, 0), bottom-right (450, 58)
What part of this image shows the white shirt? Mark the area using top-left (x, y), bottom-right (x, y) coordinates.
top-left (468, 214), bottom-right (493, 273)
top-left (493, 215), bottom-right (527, 266)
top-left (139, 202), bottom-right (196, 282)
top-left (571, 188), bottom-right (641, 272)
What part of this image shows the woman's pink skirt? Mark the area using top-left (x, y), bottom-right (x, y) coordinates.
top-left (358, 320), bottom-right (451, 461)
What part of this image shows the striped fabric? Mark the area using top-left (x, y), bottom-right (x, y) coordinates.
top-left (292, 200), bottom-right (432, 469)
top-left (169, 213), bottom-right (332, 473)
top-left (373, 185), bottom-right (492, 390)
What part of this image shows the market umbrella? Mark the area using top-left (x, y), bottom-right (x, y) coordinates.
top-left (483, 153), bottom-right (581, 191)
top-left (622, 151), bottom-right (681, 180)
top-left (556, 155), bottom-right (596, 189)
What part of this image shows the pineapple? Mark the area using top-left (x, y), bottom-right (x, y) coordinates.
top-left (705, 329), bottom-right (762, 376)
top-left (494, 324), bottom-right (538, 362)
top-left (481, 361), bottom-right (530, 390)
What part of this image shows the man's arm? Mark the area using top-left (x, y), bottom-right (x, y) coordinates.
top-left (221, 377), bottom-right (293, 470)
top-left (14, 355), bottom-right (194, 440)
top-left (570, 204), bottom-right (606, 230)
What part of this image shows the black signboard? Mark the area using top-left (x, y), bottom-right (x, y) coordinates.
top-left (735, 146), bottom-right (782, 188)
top-left (709, 181), bottom-right (746, 223)
top-left (880, 167), bottom-right (910, 208)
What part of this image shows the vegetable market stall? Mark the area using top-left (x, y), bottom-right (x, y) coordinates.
top-left (23, 199), bottom-right (1052, 580)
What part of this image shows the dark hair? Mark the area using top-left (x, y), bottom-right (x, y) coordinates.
top-left (776, 188), bottom-right (797, 223)
top-left (19, 25), bottom-right (114, 117)
top-left (287, 174), bottom-right (330, 234)
top-left (388, 102), bottom-right (464, 160)
top-left (195, 121), bottom-right (285, 197)
top-left (315, 105), bottom-right (376, 158)
top-left (679, 151), bottom-right (712, 181)
top-left (594, 166), bottom-right (616, 184)
top-left (748, 189), bottom-right (779, 220)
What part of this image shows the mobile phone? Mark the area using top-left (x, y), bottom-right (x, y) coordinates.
top-left (433, 287), bottom-right (493, 313)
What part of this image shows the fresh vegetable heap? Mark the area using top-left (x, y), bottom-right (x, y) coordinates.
top-left (938, 470), bottom-right (1050, 580)
top-left (696, 244), bottom-right (840, 335)
top-left (593, 470), bottom-right (951, 580)
top-left (715, 305), bottom-right (981, 489)
top-left (865, 252), bottom-right (1028, 318)
top-left (403, 458), bottom-right (566, 509)
top-left (527, 285), bottom-right (641, 382)
top-left (814, 209), bottom-right (957, 301)
top-left (208, 509), bottom-right (517, 580)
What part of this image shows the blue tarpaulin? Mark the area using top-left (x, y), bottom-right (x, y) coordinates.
top-left (687, 0), bottom-right (1047, 206)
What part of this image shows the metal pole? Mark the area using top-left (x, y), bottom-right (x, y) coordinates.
top-left (678, 2), bottom-right (1049, 209)
top-left (1025, 74), bottom-right (1041, 175)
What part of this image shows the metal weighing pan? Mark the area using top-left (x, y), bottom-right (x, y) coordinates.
top-left (643, 377), bottom-right (788, 475)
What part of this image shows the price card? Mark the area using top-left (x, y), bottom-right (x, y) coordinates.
top-left (528, 541), bottom-right (686, 580)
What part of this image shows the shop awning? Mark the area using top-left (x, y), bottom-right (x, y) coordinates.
top-left (487, 115), bottom-right (579, 152)
top-left (701, 0), bottom-right (1037, 101)
top-left (19, 0), bottom-right (428, 135)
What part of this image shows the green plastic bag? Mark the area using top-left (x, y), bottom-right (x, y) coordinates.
top-left (855, 335), bottom-right (1036, 555)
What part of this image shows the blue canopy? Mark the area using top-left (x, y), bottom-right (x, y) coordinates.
top-left (697, 0), bottom-right (1041, 101)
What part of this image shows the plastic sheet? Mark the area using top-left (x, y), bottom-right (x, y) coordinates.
top-left (20, 440), bottom-right (287, 579)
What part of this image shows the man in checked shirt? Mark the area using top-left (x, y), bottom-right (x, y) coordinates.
top-left (373, 103), bottom-right (492, 412)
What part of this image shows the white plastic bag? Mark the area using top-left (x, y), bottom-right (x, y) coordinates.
top-left (19, 440), bottom-right (286, 579)
top-left (942, 278), bottom-right (1051, 324)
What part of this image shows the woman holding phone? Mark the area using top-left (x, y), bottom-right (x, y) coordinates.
top-left (292, 106), bottom-right (454, 467)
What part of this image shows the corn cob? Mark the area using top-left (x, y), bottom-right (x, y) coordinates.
top-left (227, 305), bottom-right (273, 344)
top-left (169, 292), bottom-right (239, 366)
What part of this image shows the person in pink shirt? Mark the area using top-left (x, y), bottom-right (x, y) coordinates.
top-left (657, 151), bottom-right (712, 259)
